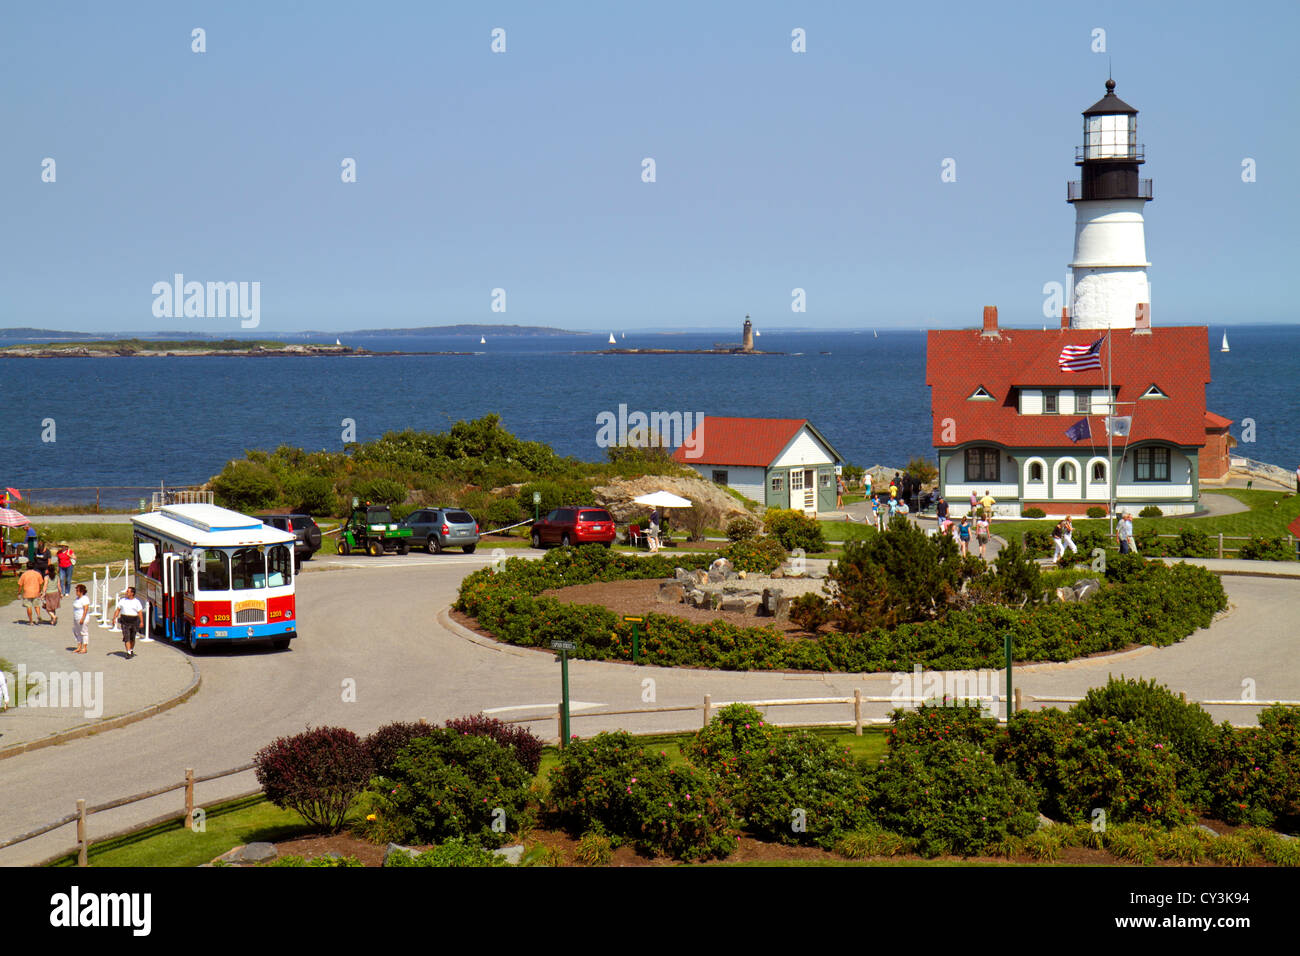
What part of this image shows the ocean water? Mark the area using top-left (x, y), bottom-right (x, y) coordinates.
top-left (2, 325), bottom-right (1293, 503)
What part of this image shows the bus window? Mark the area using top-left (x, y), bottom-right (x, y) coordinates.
top-left (231, 547), bottom-right (267, 590)
top-left (136, 537), bottom-right (159, 574)
top-left (266, 544), bottom-right (293, 588)
top-left (196, 550), bottom-right (230, 592)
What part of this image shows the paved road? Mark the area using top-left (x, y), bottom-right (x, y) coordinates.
top-left (0, 552), bottom-right (1296, 865)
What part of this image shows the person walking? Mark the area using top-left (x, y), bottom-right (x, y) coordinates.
top-left (957, 516), bottom-right (971, 557)
top-left (31, 538), bottom-right (51, 578)
top-left (936, 496), bottom-right (948, 524)
top-left (57, 543), bottom-right (76, 596)
top-left (72, 583), bottom-right (91, 653)
top-left (18, 566), bottom-right (45, 625)
top-left (1061, 515), bottom-right (1078, 560)
top-left (835, 474), bottom-right (846, 508)
top-left (980, 490), bottom-right (996, 518)
top-left (975, 513), bottom-right (990, 559)
top-left (1122, 512), bottom-right (1139, 555)
top-left (112, 586), bottom-right (145, 658)
top-left (646, 508), bottom-right (662, 553)
top-left (41, 566), bottom-right (61, 625)
top-left (969, 490), bottom-right (978, 516)
top-left (1051, 519), bottom-right (1066, 565)
top-left (863, 471), bottom-right (873, 501)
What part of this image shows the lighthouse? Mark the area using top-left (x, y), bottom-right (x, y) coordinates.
top-left (1067, 79), bottom-right (1153, 330)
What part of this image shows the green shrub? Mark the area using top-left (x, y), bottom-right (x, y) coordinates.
top-left (789, 593), bottom-right (832, 632)
top-left (1174, 529), bottom-right (1215, 559)
top-left (834, 827), bottom-right (908, 859)
top-left (575, 831), bottom-right (615, 866)
top-left (444, 714), bottom-right (545, 775)
top-left (887, 703), bottom-right (1002, 752)
top-left (546, 732), bottom-right (737, 861)
top-left (1139, 505), bottom-right (1163, 518)
top-left (1085, 506), bottom-right (1107, 519)
top-left (213, 461), bottom-right (280, 512)
top-left (267, 854), bottom-right (365, 867)
top-left (1238, 826), bottom-right (1300, 866)
top-left (1023, 828), bottom-right (1063, 861)
top-left (364, 720), bottom-right (439, 778)
top-left (253, 727), bottom-right (372, 833)
top-left (365, 729), bottom-right (533, 848)
top-left (1152, 825), bottom-right (1210, 863)
top-left (763, 509), bottom-right (826, 553)
top-left (384, 838), bottom-right (511, 867)
top-left (1022, 507), bottom-right (1046, 518)
top-left (1104, 824), bottom-right (1158, 864)
top-left (722, 537), bottom-right (786, 573)
top-left (726, 516), bottom-right (759, 542)
top-left (1206, 833), bottom-right (1256, 866)
top-left (1070, 676), bottom-right (1217, 805)
top-left (284, 475), bottom-right (338, 516)
top-left (1134, 527), bottom-right (1166, 556)
top-left (990, 539), bottom-right (1042, 605)
top-left (827, 520), bottom-right (963, 629)
top-left (1000, 711), bottom-right (1193, 827)
top-left (1206, 705), bottom-right (1300, 828)
top-left (350, 477), bottom-right (408, 507)
top-left (484, 497), bottom-right (523, 531)
top-left (869, 738), bottom-right (1039, 857)
top-left (1239, 535), bottom-right (1293, 561)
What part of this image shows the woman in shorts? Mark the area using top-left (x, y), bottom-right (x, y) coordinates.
top-left (112, 586), bottom-right (144, 658)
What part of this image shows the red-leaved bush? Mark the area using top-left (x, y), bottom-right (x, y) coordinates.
top-left (364, 720), bottom-right (439, 778)
top-left (254, 726), bottom-right (372, 832)
top-left (444, 714), bottom-right (544, 775)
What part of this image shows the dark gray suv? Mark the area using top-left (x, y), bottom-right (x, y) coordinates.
top-left (258, 513), bottom-right (323, 564)
top-left (400, 508), bottom-right (480, 554)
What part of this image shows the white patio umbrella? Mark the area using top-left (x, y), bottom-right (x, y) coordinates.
top-left (0, 508), bottom-right (30, 527)
top-left (632, 491), bottom-right (692, 509)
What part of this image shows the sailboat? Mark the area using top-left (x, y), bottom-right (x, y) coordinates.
top-left (755, 330), bottom-right (760, 337)
top-left (1221, 331), bottom-right (1229, 353)
top-left (480, 336), bottom-right (486, 344)
top-left (873, 330), bottom-right (878, 338)
top-left (608, 333), bottom-right (617, 344)
top-left (334, 338), bottom-right (341, 346)
top-left (621, 333), bottom-right (625, 339)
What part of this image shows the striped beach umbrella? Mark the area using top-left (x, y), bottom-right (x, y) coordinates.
top-left (0, 508), bottom-right (31, 527)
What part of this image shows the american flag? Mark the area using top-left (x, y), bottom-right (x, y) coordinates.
top-left (1058, 338), bottom-right (1104, 372)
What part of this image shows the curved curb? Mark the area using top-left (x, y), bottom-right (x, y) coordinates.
top-left (437, 606), bottom-right (556, 662)
top-left (0, 646), bottom-right (202, 762)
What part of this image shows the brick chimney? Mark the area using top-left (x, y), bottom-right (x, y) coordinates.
top-left (1134, 302), bottom-right (1151, 332)
top-left (1061, 307), bottom-right (1070, 330)
top-left (982, 306), bottom-right (998, 334)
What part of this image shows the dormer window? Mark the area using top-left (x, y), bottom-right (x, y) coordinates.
top-left (968, 386), bottom-right (994, 401)
top-left (1043, 391), bottom-right (1058, 415)
top-left (1141, 384), bottom-right (1167, 399)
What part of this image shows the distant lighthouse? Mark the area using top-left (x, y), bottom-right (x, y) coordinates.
top-left (742, 315), bottom-right (754, 351)
top-left (1067, 79), bottom-right (1153, 330)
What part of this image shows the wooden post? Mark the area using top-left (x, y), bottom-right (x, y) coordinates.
top-left (853, 689), bottom-right (863, 736)
top-left (76, 799), bottom-right (87, 867)
top-left (1014, 687), bottom-right (1022, 715)
top-left (703, 694), bottom-right (712, 727)
top-left (1218, 533), bottom-right (1224, 559)
top-left (184, 768), bottom-right (195, 829)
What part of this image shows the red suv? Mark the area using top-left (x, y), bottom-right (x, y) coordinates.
top-left (530, 507), bottom-right (617, 549)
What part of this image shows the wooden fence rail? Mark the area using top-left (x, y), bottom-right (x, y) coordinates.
top-left (0, 761), bottom-right (255, 865)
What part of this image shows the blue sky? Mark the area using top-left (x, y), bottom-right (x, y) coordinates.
top-left (2, 0), bottom-right (1296, 333)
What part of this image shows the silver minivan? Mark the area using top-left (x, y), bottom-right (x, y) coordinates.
top-left (400, 508), bottom-right (480, 554)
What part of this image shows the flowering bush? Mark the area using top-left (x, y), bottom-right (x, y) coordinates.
top-left (999, 711), bottom-right (1193, 827)
top-left (722, 537), bottom-right (787, 573)
top-left (364, 729), bottom-right (533, 848)
top-left (254, 726), bottom-right (372, 833)
top-left (383, 838), bottom-right (511, 867)
top-left (887, 702), bottom-right (1003, 752)
top-left (869, 738), bottom-right (1038, 857)
top-left (546, 732), bottom-right (737, 861)
top-left (364, 721), bottom-right (439, 778)
top-left (685, 706), bottom-right (872, 847)
top-left (1206, 704), bottom-right (1300, 828)
top-left (763, 508), bottom-right (826, 553)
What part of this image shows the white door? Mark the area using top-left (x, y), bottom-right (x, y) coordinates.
top-left (789, 468), bottom-right (803, 510)
top-left (802, 469), bottom-right (815, 513)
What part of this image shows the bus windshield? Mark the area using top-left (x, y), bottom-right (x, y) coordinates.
top-left (266, 544), bottom-right (293, 588)
top-left (231, 547), bottom-right (268, 590)
top-left (197, 550), bottom-right (230, 592)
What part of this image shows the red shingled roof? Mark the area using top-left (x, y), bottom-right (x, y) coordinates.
top-left (671, 417), bottom-right (807, 467)
top-left (926, 326), bottom-right (1210, 449)
top-left (1204, 411), bottom-right (1233, 429)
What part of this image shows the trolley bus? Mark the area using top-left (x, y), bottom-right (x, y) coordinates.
top-left (131, 503), bottom-right (298, 650)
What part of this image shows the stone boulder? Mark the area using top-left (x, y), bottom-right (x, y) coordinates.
top-left (1072, 578), bottom-right (1102, 601)
top-left (657, 582), bottom-right (684, 604)
top-left (1055, 587), bottom-right (1078, 603)
top-left (591, 475), bottom-right (755, 524)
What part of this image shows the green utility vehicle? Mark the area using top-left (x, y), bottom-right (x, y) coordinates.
top-left (337, 503), bottom-right (413, 556)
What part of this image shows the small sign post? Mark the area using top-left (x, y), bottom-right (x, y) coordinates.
top-left (1004, 633), bottom-right (1013, 719)
top-left (533, 491), bottom-right (541, 523)
top-left (550, 639), bottom-right (575, 746)
top-left (623, 616), bottom-right (643, 663)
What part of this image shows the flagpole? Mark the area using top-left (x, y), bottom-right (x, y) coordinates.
top-left (1107, 324), bottom-right (1115, 539)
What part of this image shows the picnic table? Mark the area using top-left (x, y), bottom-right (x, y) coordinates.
top-left (1, 543), bottom-right (29, 577)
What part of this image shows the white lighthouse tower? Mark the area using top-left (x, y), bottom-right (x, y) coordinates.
top-left (1067, 79), bottom-right (1153, 330)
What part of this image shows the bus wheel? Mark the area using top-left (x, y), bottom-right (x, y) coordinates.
top-left (272, 638), bottom-right (290, 650)
top-left (368, 540), bottom-right (384, 557)
top-left (189, 630), bottom-right (202, 653)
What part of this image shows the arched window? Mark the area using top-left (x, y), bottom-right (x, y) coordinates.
top-left (1058, 462), bottom-right (1077, 483)
top-left (1091, 461), bottom-right (1106, 482)
top-left (1029, 462), bottom-right (1043, 482)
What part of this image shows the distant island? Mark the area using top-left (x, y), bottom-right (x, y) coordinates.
top-left (0, 339), bottom-right (473, 358)
top-left (343, 324), bottom-right (583, 337)
top-left (0, 323), bottom-right (583, 341)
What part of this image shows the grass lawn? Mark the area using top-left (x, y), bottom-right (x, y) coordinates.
top-left (57, 727), bottom-right (891, 867)
top-left (1, 523), bottom-right (133, 606)
top-left (819, 521), bottom-right (878, 544)
top-left (994, 489), bottom-right (1300, 552)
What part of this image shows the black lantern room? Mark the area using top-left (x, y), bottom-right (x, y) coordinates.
top-left (1068, 79), bottom-right (1153, 203)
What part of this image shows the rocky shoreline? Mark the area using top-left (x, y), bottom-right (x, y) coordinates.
top-left (0, 346), bottom-right (475, 358)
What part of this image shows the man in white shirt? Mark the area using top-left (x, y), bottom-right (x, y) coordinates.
top-left (112, 586), bottom-right (145, 658)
